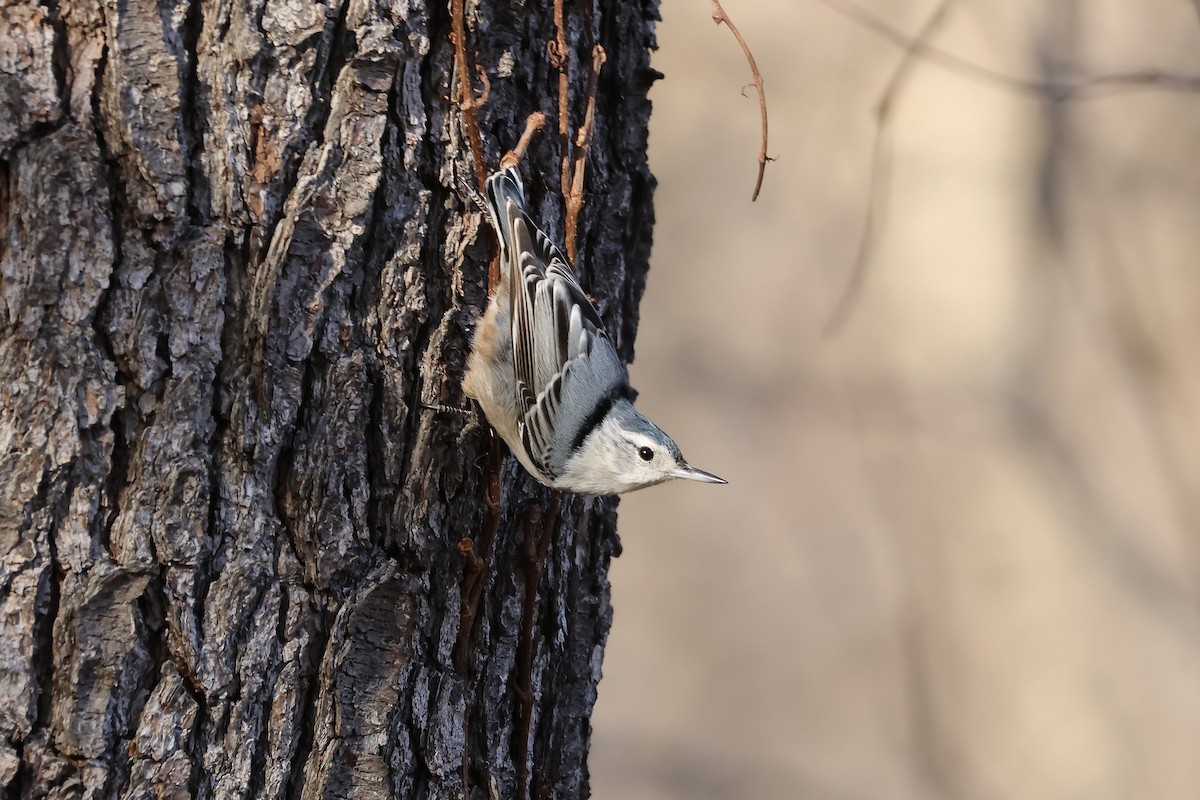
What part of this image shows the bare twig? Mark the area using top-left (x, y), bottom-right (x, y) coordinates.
top-left (501, 112), bottom-right (548, 170)
top-left (550, 0), bottom-right (572, 201)
top-left (824, 0), bottom-right (955, 335)
top-left (711, 0), bottom-right (770, 201)
top-left (547, 9), bottom-right (607, 266)
top-left (565, 45), bottom-right (607, 265)
top-left (451, 0), bottom-right (487, 191)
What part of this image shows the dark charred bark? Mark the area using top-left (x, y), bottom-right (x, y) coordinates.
top-left (0, 0), bottom-right (659, 797)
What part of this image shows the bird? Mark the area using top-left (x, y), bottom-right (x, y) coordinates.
top-left (462, 165), bottom-right (726, 495)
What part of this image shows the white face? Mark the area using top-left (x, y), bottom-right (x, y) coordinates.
top-left (612, 426), bottom-right (727, 490)
top-left (555, 407), bottom-right (727, 495)
top-left (555, 418), bottom-right (680, 494)
top-left (620, 431), bottom-right (679, 487)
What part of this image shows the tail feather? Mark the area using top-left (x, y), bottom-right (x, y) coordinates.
top-left (484, 167), bottom-right (526, 268)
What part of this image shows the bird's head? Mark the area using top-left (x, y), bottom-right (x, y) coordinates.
top-left (564, 399), bottom-right (726, 495)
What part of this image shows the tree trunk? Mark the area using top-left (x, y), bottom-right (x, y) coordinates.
top-left (0, 0), bottom-right (659, 796)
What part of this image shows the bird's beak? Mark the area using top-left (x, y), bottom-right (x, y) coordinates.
top-left (671, 463), bottom-right (727, 485)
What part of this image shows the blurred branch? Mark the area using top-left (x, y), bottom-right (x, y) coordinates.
top-left (822, 0), bottom-right (1200, 334)
top-left (814, 0), bottom-right (1200, 99)
top-left (712, 0), bottom-right (771, 201)
top-left (824, 0), bottom-right (956, 335)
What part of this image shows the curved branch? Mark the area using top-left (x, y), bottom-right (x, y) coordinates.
top-left (712, 0), bottom-right (770, 201)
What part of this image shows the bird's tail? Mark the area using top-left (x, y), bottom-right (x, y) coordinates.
top-left (484, 166), bottom-right (526, 272)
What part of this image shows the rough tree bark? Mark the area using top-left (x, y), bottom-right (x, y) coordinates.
top-left (0, 0), bottom-right (660, 796)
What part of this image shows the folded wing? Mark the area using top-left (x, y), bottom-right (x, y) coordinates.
top-left (490, 171), bottom-right (626, 480)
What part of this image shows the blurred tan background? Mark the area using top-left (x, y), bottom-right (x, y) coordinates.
top-left (590, 1), bottom-right (1200, 798)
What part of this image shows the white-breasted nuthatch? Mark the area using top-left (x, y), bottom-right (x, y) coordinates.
top-left (463, 166), bottom-right (726, 495)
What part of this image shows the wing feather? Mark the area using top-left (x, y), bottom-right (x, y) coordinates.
top-left (485, 168), bottom-right (629, 480)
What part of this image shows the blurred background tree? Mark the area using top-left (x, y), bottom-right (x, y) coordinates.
top-left (594, 1), bottom-right (1200, 799)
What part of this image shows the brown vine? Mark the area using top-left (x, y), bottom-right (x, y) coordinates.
top-left (711, 0), bottom-right (770, 201)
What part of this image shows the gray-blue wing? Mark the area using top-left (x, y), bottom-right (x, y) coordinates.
top-left (493, 193), bottom-right (625, 479)
top-left (508, 216), bottom-right (606, 413)
top-left (519, 302), bottom-right (627, 480)
top-left (486, 166), bottom-right (626, 479)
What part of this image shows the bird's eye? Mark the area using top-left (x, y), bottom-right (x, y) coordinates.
top-left (638, 446), bottom-right (654, 462)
